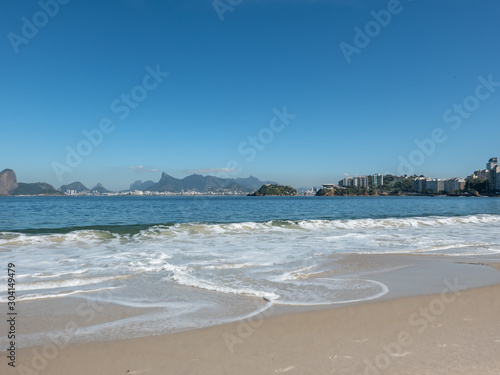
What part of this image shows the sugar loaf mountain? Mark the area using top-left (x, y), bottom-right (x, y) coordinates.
top-left (0, 168), bottom-right (276, 196)
top-left (0, 169), bottom-right (63, 196)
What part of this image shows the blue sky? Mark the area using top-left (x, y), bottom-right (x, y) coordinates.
top-left (1, 0), bottom-right (499, 190)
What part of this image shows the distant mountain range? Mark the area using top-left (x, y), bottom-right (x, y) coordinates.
top-left (129, 180), bottom-right (155, 191)
top-left (1, 169), bottom-right (63, 196)
top-left (90, 183), bottom-right (112, 194)
top-left (60, 181), bottom-right (89, 193)
top-left (142, 173), bottom-right (276, 193)
top-left (12, 182), bottom-right (64, 196)
top-left (0, 168), bottom-right (276, 196)
top-left (60, 173), bottom-right (275, 194)
top-left (60, 181), bottom-right (111, 194)
top-left (234, 176), bottom-right (274, 190)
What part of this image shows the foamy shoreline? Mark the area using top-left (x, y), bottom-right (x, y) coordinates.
top-left (2, 262), bottom-right (500, 375)
top-left (2, 258), bottom-right (500, 374)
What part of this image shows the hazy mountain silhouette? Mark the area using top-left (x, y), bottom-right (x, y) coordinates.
top-left (60, 181), bottom-right (89, 193)
top-left (130, 180), bottom-right (155, 191)
top-left (145, 173), bottom-right (276, 193)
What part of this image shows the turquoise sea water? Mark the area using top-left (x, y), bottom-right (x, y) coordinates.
top-left (2, 195), bottom-right (500, 232)
top-left (1, 196), bottom-right (500, 346)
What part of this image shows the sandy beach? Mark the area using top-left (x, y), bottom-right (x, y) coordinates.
top-left (3, 260), bottom-right (500, 375)
top-left (3, 0), bottom-right (500, 372)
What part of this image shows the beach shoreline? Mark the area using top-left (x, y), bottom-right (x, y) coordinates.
top-left (2, 257), bottom-right (500, 375)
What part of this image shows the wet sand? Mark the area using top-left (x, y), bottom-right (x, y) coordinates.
top-left (2, 258), bottom-right (500, 375)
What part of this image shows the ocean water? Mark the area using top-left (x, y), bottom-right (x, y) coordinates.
top-left (1, 196), bottom-right (500, 346)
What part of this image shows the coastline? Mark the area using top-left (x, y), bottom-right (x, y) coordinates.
top-left (105, 194), bottom-right (497, 197)
top-left (2, 193), bottom-right (500, 197)
top-left (3, 257), bottom-right (500, 375)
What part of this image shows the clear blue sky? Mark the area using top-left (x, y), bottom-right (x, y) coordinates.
top-left (1, 0), bottom-right (499, 190)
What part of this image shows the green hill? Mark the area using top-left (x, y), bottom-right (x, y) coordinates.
top-left (10, 182), bottom-right (65, 196)
top-left (248, 184), bottom-right (297, 196)
top-left (90, 183), bottom-right (111, 194)
top-left (60, 181), bottom-right (89, 194)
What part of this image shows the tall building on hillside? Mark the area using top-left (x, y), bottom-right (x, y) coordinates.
top-left (412, 177), bottom-right (430, 193)
top-left (340, 177), bottom-right (354, 187)
top-left (340, 174), bottom-right (384, 188)
top-left (487, 157), bottom-right (500, 192)
top-left (426, 178), bottom-right (445, 193)
top-left (372, 174), bottom-right (384, 187)
top-left (355, 176), bottom-right (368, 188)
top-left (340, 176), bottom-right (368, 188)
top-left (487, 157), bottom-right (498, 170)
top-left (470, 169), bottom-right (489, 180)
top-left (444, 178), bottom-right (466, 193)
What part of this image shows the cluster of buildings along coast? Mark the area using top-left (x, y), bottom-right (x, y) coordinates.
top-left (322, 156), bottom-right (500, 194)
top-left (412, 156), bottom-right (500, 193)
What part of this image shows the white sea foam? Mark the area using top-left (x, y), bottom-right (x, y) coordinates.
top-left (32, 269), bottom-right (88, 278)
top-left (0, 286), bottom-right (121, 303)
top-left (1, 212), bottom-right (500, 349)
top-left (1, 214), bottom-right (499, 306)
top-left (165, 273), bottom-right (281, 301)
top-left (2, 214), bottom-right (499, 246)
top-left (0, 275), bottom-right (127, 293)
top-left (201, 263), bottom-right (264, 270)
top-left (273, 279), bottom-right (390, 306)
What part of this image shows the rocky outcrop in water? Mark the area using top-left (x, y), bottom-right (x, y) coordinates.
top-left (0, 169), bottom-right (18, 195)
top-left (248, 184), bottom-right (297, 196)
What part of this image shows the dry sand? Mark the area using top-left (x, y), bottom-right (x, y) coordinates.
top-left (3, 280), bottom-right (500, 374)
